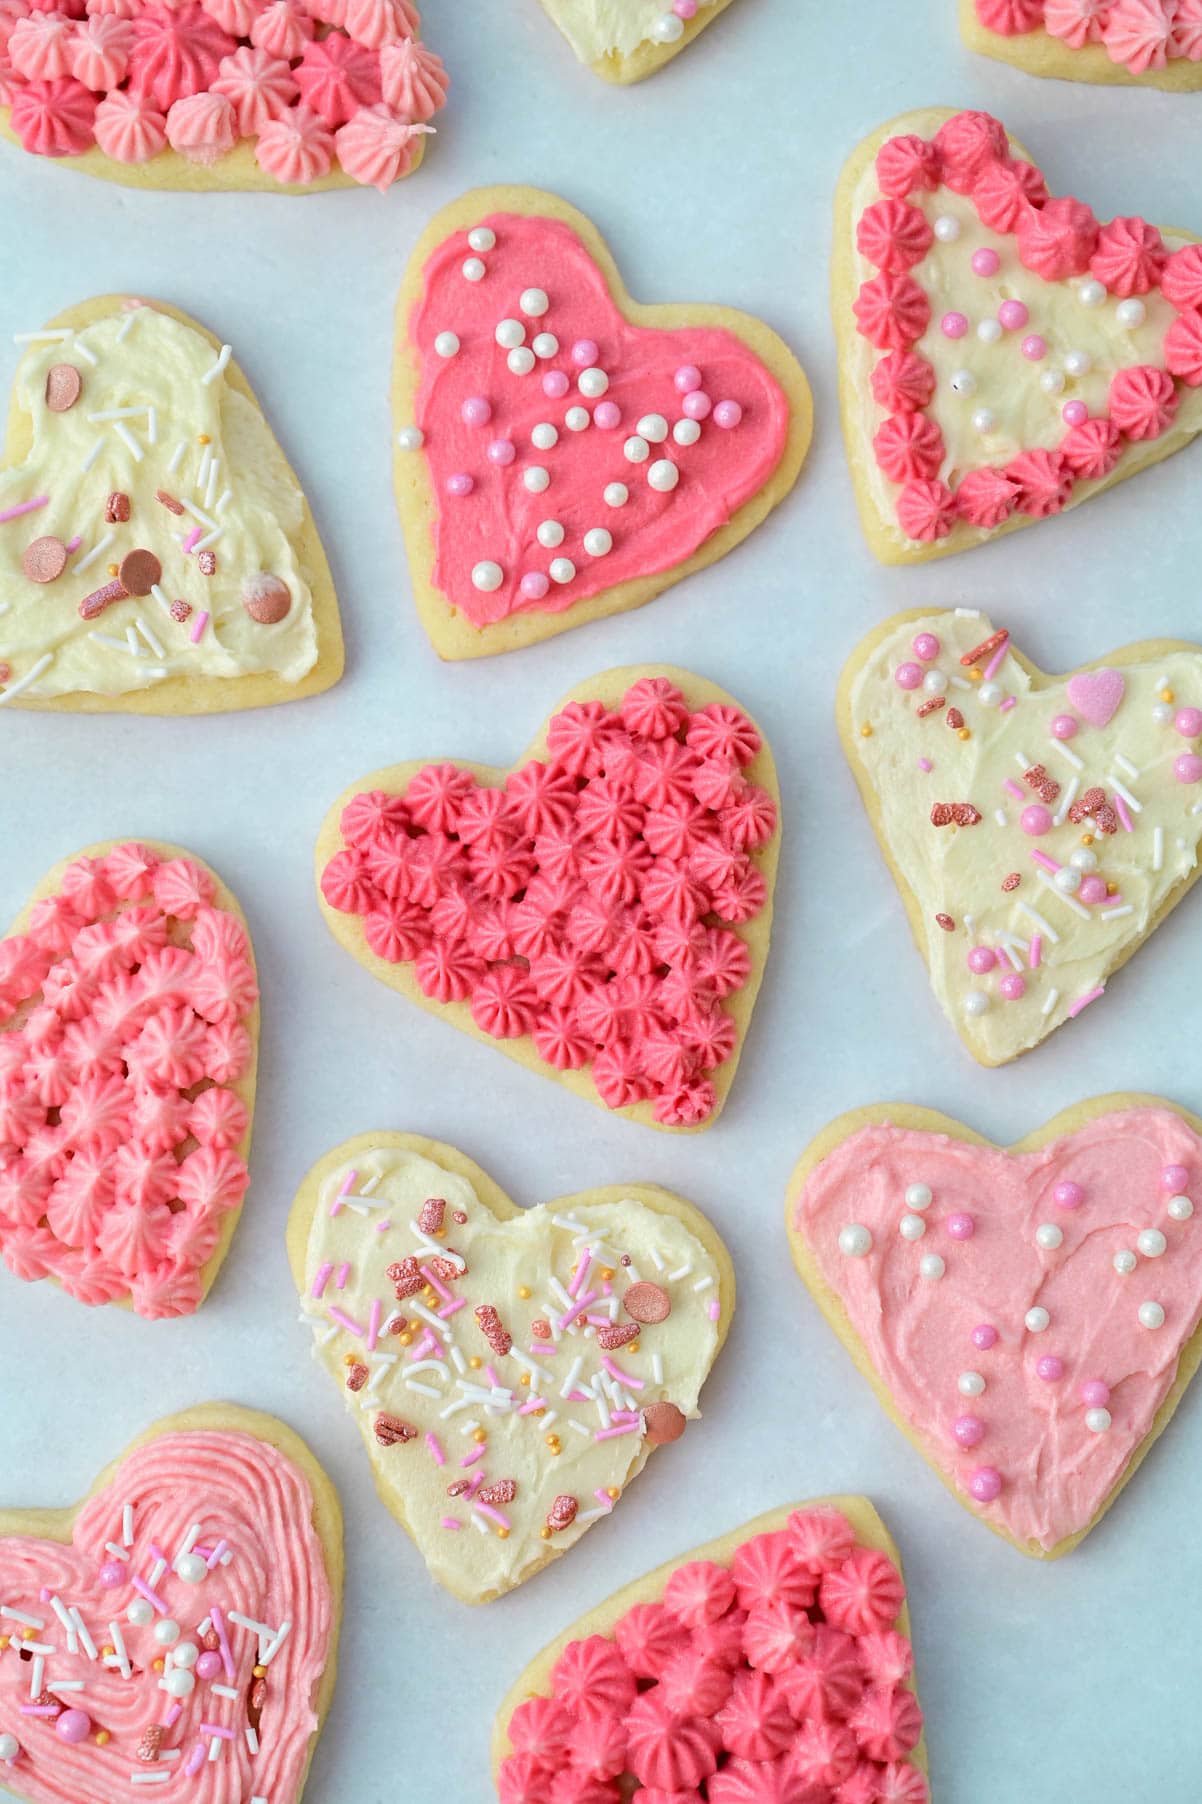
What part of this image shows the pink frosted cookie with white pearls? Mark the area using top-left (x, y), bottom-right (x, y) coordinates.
top-left (788, 1098), bottom-right (1202, 1557)
top-left (0, 839), bottom-right (258, 1318)
top-left (833, 107), bottom-right (1202, 563)
top-left (393, 187), bottom-right (812, 657)
top-left (961, 0), bottom-right (1202, 90)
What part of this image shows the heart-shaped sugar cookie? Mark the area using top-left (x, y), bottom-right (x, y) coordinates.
top-left (288, 1132), bottom-right (734, 1603)
top-left (0, 296), bottom-right (342, 712)
top-left (840, 608), bottom-right (1202, 1066)
top-left (787, 1097), bottom-right (1202, 1558)
top-left (0, 1), bottom-right (444, 192)
top-left (492, 1498), bottom-right (929, 1802)
top-left (393, 189), bottom-right (812, 656)
top-left (834, 107), bottom-right (1202, 564)
top-left (960, 0), bottom-right (1202, 91)
top-left (0, 1402), bottom-right (341, 1804)
top-left (535, 0), bottom-right (737, 83)
top-left (0, 839), bottom-right (258, 1317)
top-left (316, 665), bottom-right (779, 1129)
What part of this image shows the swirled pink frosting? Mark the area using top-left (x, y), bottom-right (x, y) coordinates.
top-left (333, 97), bottom-right (423, 187)
top-left (253, 96), bottom-right (331, 179)
top-left (165, 83), bottom-right (235, 159)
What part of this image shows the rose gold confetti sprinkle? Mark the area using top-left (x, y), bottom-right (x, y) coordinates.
top-left (387, 1255), bottom-right (423, 1299)
top-left (475, 1303), bottom-right (512, 1357)
top-left (21, 535), bottom-right (67, 584)
top-left (946, 707), bottom-right (964, 730)
top-left (1001, 872), bottom-right (1021, 892)
top-left (373, 1413), bottom-right (418, 1447)
top-left (197, 549), bottom-right (217, 577)
top-left (155, 489), bottom-right (185, 515)
top-left (78, 577), bottom-right (128, 620)
top-left (916, 694), bottom-right (946, 718)
top-left (45, 364), bottom-right (82, 412)
top-left (104, 491), bottom-right (131, 524)
top-left (418, 1197), bottom-right (446, 1235)
top-left (479, 1479), bottom-right (517, 1506)
top-left (623, 1281), bottom-right (671, 1325)
top-left (117, 549), bottom-right (161, 596)
top-left (546, 1495), bottom-right (578, 1532)
top-left (642, 1401), bottom-right (687, 1445)
top-left (242, 572), bottom-right (290, 624)
top-left (935, 912), bottom-right (955, 931)
top-left (345, 1361), bottom-right (369, 1392)
top-left (961, 628), bottom-right (1008, 667)
top-left (169, 598), bottom-right (192, 624)
top-left (597, 1322), bottom-right (640, 1351)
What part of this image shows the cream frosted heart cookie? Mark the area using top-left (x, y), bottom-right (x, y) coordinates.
top-left (834, 107), bottom-right (1202, 564)
top-left (839, 608), bottom-right (1202, 1066)
top-left (535, 0), bottom-right (736, 83)
top-left (287, 1133), bottom-right (734, 1604)
top-left (0, 297), bottom-right (343, 712)
top-left (492, 1498), bottom-right (929, 1803)
top-left (787, 1098), bottom-right (1202, 1558)
top-left (0, 839), bottom-right (258, 1317)
top-left (961, 0), bottom-right (1202, 89)
top-left (393, 188), bottom-right (812, 657)
top-left (0, 1402), bottom-right (341, 1804)
top-left (0, 0), bottom-right (445, 192)
top-left (317, 666), bottom-right (779, 1129)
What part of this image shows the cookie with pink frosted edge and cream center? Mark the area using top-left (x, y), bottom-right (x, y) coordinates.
top-left (787, 1098), bottom-right (1202, 1558)
top-left (392, 187), bottom-right (812, 658)
top-left (960, 0), bottom-right (1202, 90)
top-left (0, 1402), bottom-right (341, 1804)
top-left (315, 666), bottom-right (780, 1131)
top-left (536, 0), bottom-right (737, 83)
top-left (0, 0), bottom-right (446, 192)
top-left (833, 106), bottom-right (1202, 564)
top-left (491, 1497), bottom-right (930, 1802)
top-left (838, 607), bottom-right (1202, 1067)
top-left (0, 839), bottom-right (258, 1319)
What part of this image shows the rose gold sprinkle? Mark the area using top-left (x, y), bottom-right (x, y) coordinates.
top-left (935, 912), bottom-right (955, 931)
top-left (104, 491), bottom-right (131, 524)
top-left (1001, 872), bottom-right (1021, 892)
top-left (45, 364), bottom-right (82, 412)
top-left (961, 628), bottom-right (1008, 667)
top-left (21, 535), bottom-right (67, 584)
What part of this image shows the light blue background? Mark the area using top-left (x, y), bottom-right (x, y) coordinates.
top-left (3, 2), bottom-right (1201, 1799)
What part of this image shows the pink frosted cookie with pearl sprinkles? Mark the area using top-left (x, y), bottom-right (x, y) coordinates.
top-left (961, 0), bottom-right (1202, 90)
top-left (834, 107), bottom-right (1202, 564)
top-left (788, 1098), bottom-right (1202, 1558)
top-left (535, 0), bottom-right (737, 83)
top-left (840, 608), bottom-right (1202, 1066)
top-left (0, 0), bottom-right (445, 192)
top-left (492, 1497), bottom-right (930, 1800)
top-left (287, 1132), bottom-right (734, 1604)
top-left (315, 666), bottom-right (780, 1130)
top-left (0, 1402), bottom-right (341, 1804)
top-left (393, 187), bottom-right (812, 657)
top-left (0, 839), bottom-right (258, 1318)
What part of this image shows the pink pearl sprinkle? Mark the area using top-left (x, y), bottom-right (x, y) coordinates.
top-left (971, 247), bottom-right (1000, 277)
top-left (461, 396), bottom-right (491, 427)
top-left (682, 390), bottom-right (712, 421)
top-left (1081, 1380), bottom-right (1110, 1409)
top-left (1036, 1355), bottom-right (1065, 1382)
top-left (1053, 1180), bottom-right (1084, 1210)
top-left (1175, 708), bottom-right (1202, 739)
top-left (998, 299), bottom-right (1029, 331)
top-left (520, 572), bottom-right (550, 601)
top-left (571, 339), bottom-right (599, 368)
top-left (1162, 1164), bottom-right (1190, 1193)
top-left (1050, 713), bottom-right (1078, 740)
top-left (941, 311), bottom-right (969, 339)
top-left (98, 1561), bottom-right (125, 1588)
top-left (1020, 804), bottom-right (1052, 836)
top-left (1175, 753), bottom-right (1202, 784)
top-left (593, 400), bottom-right (621, 431)
top-left (998, 973), bottom-right (1027, 1002)
top-left (1061, 400), bottom-right (1088, 428)
top-left (56, 1710), bottom-right (91, 1744)
top-left (196, 1651), bottom-right (223, 1680)
top-left (542, 370), bottom-right (569, 399)
top-left (946, 1212), bottom-right (975, 1240)
top-left (967, 946), bottom-right (996, 974)
top-left (675, 363), bottom-right (702, 393)
top-left (713, 400), bottom-right (743, 429)
top-left (1078, 876), bottom-right (1108, 906)
top-left (968, 1467), bottom-right (1002, 1503)
top-left (971, 1323), bottom-right (998, 1350)
top-left (894, 661), bottom-right (923, 691)
top-left (912, 632), bottom-right (940, 661)
top-left (1021, 334), bottom-right (1047, 361)
top-left (446, 472), bottom-right (474, 497)
top-left (953, 1414), bottom-right (986, 1448)
top-left (487, 439), bottom-right (515, 466)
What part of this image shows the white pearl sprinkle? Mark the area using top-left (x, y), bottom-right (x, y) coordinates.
top-left (1138, 1228), bottom-right (1167, 1258)
top-left (536, 520), bottom-right (564, 549)
top-left (396, 426), bottom-right (424, 451)
top-left (1035, 1223), bottom-right (1064, 1251)
top-left (977, 318), bottom-right (1003, 344)
top-left (958, 1371), bottom-right (985, 1396)
top-left (919, 1253), bottom-right (945, 1280)
top-left (523, 466), bottom-right (550, 494)
top-left (1064, 349), bottom-right (1092, 378)
top-left (172, 1640), bottom-right (199, 1667)
top-left (1053, 866), bottom-right (1082, 895)
top-left (532, 422), bottom-right (558, 451)
top-left (578, 367), bottom-right (609, 399)
top-left (549, 557), bottom-right (575, 584)
top-left (0, 1734), bottom-right (18, 1761)
top-left (583, 527), bottom-right (612, 557)
top-left (1069, 847), bottom-right (1098, 873)
top-left (1138, 1300), bottom-right (1165, 1329)
top-left (899, 1213), bottom-right (927, 1241)
top-left (922, 670), bottom-right (948, 695)
top-left (949, 369), bottom-right (977, 397)
top-left (934, 215), bottom-right (961, 243)
top-left (604, 482), bottom-right (629, 507)
top-left (1039, 368), bottom-right (1066, 396)
top-left (972, 407), bottom-right (997, 434)
top-left (532, 332), bottom-right (559, 359)
top-left (164, 1667), bottom-right (195, 1698)
top-left (520, 287), bottom-right (549, 317)
top-left (905, 1183), bottom-right (933, 1211)
top-left (647, 458), bottom-right (680, 493)
top-left (154, 1618), bottom-right (180, 1647)
top-left (624, 435), bottom-right (650, 463)
top-left (467, 226), bottom-right (496, 253)
top-left (1168, 1195), bottom-right (1194, 1221)
top-left (978, 681), bottom-right (1002, 707)
top-left (174, 1553), bottom-right (207, 1585)
top-left (471, 560), bottom-right (503, 592)
top-left (565, 406), bottom-right (590, 432)
top-left (507, 347), bottom-right (535, 376)
top-left (1152, 702), bottom-right (1174, 724)
top-left (1116, 298), bottom-right (1147, 329)
top-left (1085, 1407), bottom-right (1112, 1433)
top-left (673, 417), bottom-right (701, 446)
top-left (839, 1224), bottom-right (873, 1258)
top-left (1077, 278), bottom-right (1106, 308)
top-left (637, 413), bottom-right (669, 443)
top-left (1025, 1306), bottom-right (1050, 1332)
top-left (1114, 1249), bottom-right (1137, 1275)
top-left (434, 331), bottom-right (460, 358)
top-left (964, 990), bottom-right (990, 1017)
top-left (650, 11), bottom-right (684, 41)
top-left (127, 1599), bottom-right (154, 1627)
top-left (495, 318), bottom-right (525, 349)
top-left (462, 257), bottom-right (487, 283)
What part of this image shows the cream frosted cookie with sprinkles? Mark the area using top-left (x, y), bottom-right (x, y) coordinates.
top-left (961, 0), bottom-right (1202, 90)
top-left (535, 0), bottom-right (736, 83)
top-left (0, 1402), bottom-right (341, 1804)
top-left (287, 1133), bottom-right (734, 1604)
top-left (839, 608), bottom-right (1202, 1067)
top-left (0, 296), bottom-right (342, 712)
top-left (833, 107), bottom-right (1202, 564)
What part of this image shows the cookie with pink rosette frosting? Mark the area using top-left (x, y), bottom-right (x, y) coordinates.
top-left (0, 839), bottom-right (258, 1318)
top-left (961, 0), bottom-right (1202, 85)
top-left (316, 667), bottom-right (780, 1131)
top-left (492, 1501), bottom-right (928, 1803)
top-left (836, 106), bottom-right (1202, 563)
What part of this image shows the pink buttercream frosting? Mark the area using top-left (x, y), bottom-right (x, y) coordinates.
top-left (333, 97), bottom-right (425, 188)
top-left (165, 83), bottom-right (236, 159)
top-left (253, 97), bottom-right (331, 179)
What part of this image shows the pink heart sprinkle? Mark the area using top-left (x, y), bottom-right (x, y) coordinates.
top-left (1065, 667), bottom-right (1126, 728)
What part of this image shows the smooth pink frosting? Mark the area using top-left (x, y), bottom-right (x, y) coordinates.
top-left (794, 1107), bottom-right (1202, 1549)
top-left (0, 1427), bottom-right (333, 1802)
top-left (410, 213), bottom-right (792, 628)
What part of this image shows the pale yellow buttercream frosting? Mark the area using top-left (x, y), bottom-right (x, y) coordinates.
top-left (539, 0), bottom-right (720, 60)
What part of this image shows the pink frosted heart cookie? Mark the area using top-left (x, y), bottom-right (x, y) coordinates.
top-left (834, 106), bottom-right (1202, 563)
top-left (315, 666), bottom-right (779, 1130)
top-left (393, 188), bottom-right (812, 657)
top-left (492, 1498), bottom-right (929, 1801)
top-left (961, 0), bottom-right (1202, 90)
top-left (0, 839), bottom-right (258, 1317)
top-left (0, 0), bottom-right (446, 192)
top-left (839, 608), bottom-right (1202, 1066)
top-left (788, 1098), bottom-right (1202, 1556)
top-left (0, 1403), bottom-right (340, 1804)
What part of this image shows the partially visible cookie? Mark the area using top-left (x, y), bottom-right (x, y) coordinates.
top-left (960, 0), bottom-right (1202, 90)
top-left (536, 0), bottom-right (736, 82)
